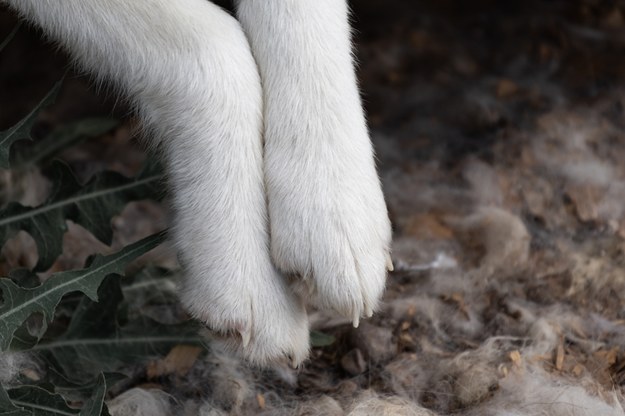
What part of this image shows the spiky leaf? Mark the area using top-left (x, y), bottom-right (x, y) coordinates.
top-left (4, 385), bottom-right (76, 416)
top-left (0, 23), bottom-right (21, 53)
top-left (42, 368), bottom-right (124, 403)
top-left (78, 374), bottom-right (109, 416)
top-left (28, 269), bottom-right (203, 382)
top-left (0, 232), bottom-right (165, 351)
top-left (0, 375), bottom-right (109, 416)
top-left (34, 275), bottom-right (204, 381)
top-left (11, 118), bottom-right (119, 169)
top-left (0, 384), bottom-right (30, 416)
top-left (0, 82), bottom-right (61, 169)
top-left (0, 161), bottom-right (163, 270)
top-left (39, 316), bottom-right (205, 382)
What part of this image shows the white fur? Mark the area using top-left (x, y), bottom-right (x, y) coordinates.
top-left (236, 0), bottom-right (392, 324)
top-left (4, 0), bottom-right (390, 364)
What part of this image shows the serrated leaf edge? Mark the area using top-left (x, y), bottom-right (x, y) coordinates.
top-left (0, 234), bottom-right (163, 322)
top-left (0, 81), bottom-right (62, 160)
top-left (0, 175), bottom-right (161, 228)
top-left (0, 23), bottom-right (22, 52)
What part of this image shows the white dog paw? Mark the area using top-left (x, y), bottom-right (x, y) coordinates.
top-left (234, 0), bottom-right (392, 327)
top-left (178, 261), bottom-right (310, 367)
top-left (266, 139), bottom-right (393, 326)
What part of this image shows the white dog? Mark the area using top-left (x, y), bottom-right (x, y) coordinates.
top-left (4, 0), bottom-right (392, 366)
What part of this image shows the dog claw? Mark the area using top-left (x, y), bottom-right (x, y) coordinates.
top-left (386, 253), bottom-right (394, 272)
top-left (239, 327), bottom-right (251, 348)
top-left (352, 309), bottom-right (360, 328)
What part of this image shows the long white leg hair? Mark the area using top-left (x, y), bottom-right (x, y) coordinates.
top-left (3, 0), bottom-right (310, 366)
top-left (236, 0), bottom-right (393, 326)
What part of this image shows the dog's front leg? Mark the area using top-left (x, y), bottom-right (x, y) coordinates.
top-left (4, 0), bottom-right (310, 365)
top-left (236, 0), bottom-right (393, 325)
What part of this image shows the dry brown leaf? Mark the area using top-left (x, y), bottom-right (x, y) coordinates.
top-left (20, 368), bottom-right (41, 381)
top-left (147, 345), bottom-right (202, 379)
top-left (496, 79), bottom-right (519, 98)
top-left (602, 8), bottom-right (624, 28)
top-left (572, 364), bottom-right (584, 377)
top-left (539, 44), bottom-right (553, 61)
top-left (399, 333), bottom-right (416, 349)
top-left (529, 354), bottom-right (552, 364)
top-left (594, 348), bottom-right (619, 366)
top-left (441, 292), bottom-right (470, 320)
top-left (617, 220), bottom-right (625, 240)
top-left (555, 341), bottom-right (565, 371)
top-left (509, 350), bottom-right (522, 367)
top-left (405, 213), bottom-right (453, 240)
top-left (257, 393), bottom-right (266, 410)
top-left (565, 184), bottom-right (602, 223)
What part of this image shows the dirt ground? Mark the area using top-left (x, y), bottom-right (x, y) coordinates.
top-left (4, 0), bottom-right (625, 414)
